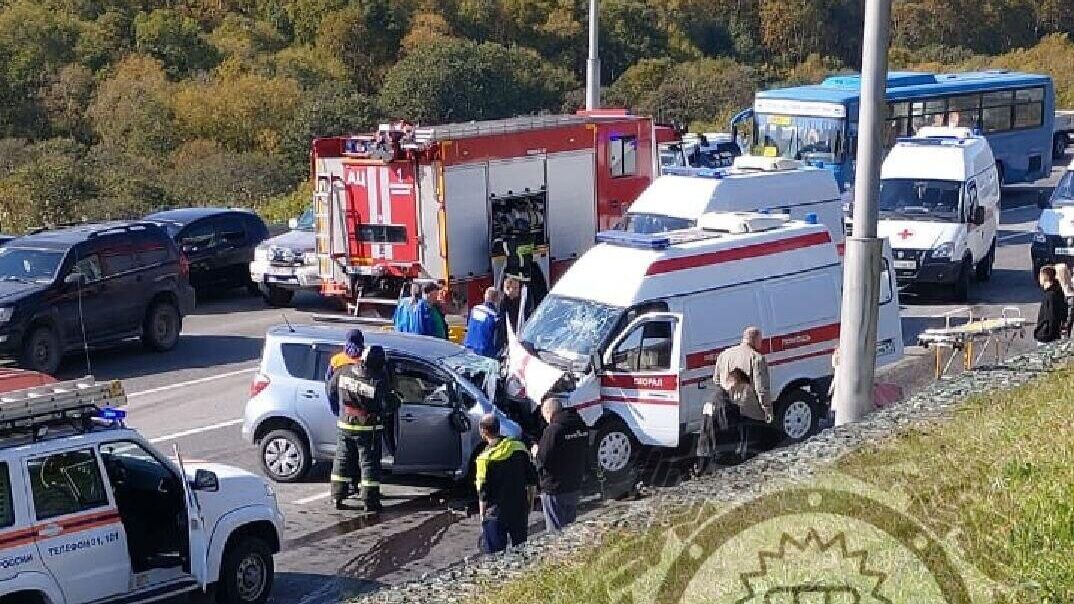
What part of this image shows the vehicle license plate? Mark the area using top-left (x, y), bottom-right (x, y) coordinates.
top-left (893, 260), bottom-right (917, 270)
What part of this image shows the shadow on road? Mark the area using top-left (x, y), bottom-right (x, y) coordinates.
top-left (189, 291), bottom-right (336, 317)
top-left (56, 333), bottom-right (263, 381)
top-left (269, 573), bottom-right (377, 604)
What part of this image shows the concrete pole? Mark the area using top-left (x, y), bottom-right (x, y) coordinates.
top-left (585, 0), bottom-right (600, 111)
top-left (833, 0), bottom-right (892, 424)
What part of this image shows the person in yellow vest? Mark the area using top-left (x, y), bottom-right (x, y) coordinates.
top-left (475, 414), bottom-right (537, 553)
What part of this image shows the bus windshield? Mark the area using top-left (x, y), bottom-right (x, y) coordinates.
top-left (1051, 171), bottom-right (1074, 206)
top-left (879, 179), bottom-right (962, 221)
top-left (755, 114), bottom-right (844, 162)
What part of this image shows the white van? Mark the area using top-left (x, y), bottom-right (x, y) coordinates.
top-left (1031, 163), bottom-right (1074, 272)
top-left (509, 212), bottom-right (903, 481)
top-left (876, 127), bottom-right (1000, 301)
top-left (621, 155), bottom-right (845, 247)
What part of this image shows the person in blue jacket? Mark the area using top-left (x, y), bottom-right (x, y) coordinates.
top-left (463, 287), bottom-right (503, 358)
top-left (393, 282), bottom-right (435, 336)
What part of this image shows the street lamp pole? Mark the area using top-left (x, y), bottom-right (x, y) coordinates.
top-left (585, 0), bottom-right (600, 110)
top-left (833, 0), bottom-right (893, 424)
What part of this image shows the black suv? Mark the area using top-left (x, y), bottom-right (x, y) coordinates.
top-left (145, 208), bottom-right (269, 295)
top-left (0, 222), bottom-right (195, 374)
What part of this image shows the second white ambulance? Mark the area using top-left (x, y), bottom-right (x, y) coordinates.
top-left (876, 127), bottom-right (1000, 301)
top-left (509, 212), bottom-right (903, 482)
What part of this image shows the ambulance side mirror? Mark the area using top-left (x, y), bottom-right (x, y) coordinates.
top-left (192, 469), bottom-right (218, 492)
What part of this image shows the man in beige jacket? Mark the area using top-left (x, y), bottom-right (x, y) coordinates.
top-left (714, 326), bottom-right (773, 456)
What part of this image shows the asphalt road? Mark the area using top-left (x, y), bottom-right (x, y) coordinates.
top-left (43, 154), bottom-right (1068, 604)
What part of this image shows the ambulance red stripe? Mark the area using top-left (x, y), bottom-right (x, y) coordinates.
top-left (0, 508), bottom-right (122, 552)
top-left (768, 347), bottom-right (837, 367)
top-left (603, 395), bottom-right (679, 406)
top-left (685, 322), bottom-right (840, 369)
top-left (600, 375), bottom-right (678, 391)
top-left (645, 231), bottom-right (832, 276)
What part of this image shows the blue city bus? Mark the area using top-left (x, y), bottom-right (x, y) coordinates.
top-left (734, 71), bottom-right (1055, 189)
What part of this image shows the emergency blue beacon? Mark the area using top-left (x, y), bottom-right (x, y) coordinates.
top-left (805, 213), bottom-right (819, 224)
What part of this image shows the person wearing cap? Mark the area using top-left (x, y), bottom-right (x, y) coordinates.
top-left (325, 329), bottom-right (389, 512)
top-left (475, 413), bottom-right (537, 553)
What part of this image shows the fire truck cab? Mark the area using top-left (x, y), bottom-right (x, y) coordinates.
top-left (312, 112), bottom-right (674, 314)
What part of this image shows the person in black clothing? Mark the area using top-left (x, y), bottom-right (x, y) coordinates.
top-left (532, 397), bottom-right (590, 532)
top-left (1035, 265), bottom-right (1068, 344)
top-left (475, 413), bottom-right (537, 553)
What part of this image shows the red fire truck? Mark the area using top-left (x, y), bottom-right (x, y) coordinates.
top-left (311, 110), bottom-right (676, 314)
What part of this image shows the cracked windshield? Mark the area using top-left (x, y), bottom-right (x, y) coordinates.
top-left (519, 295), bottom-right (622, 369)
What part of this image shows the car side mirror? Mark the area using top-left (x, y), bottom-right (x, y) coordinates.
top-left (288, 218), bottom-right (299, 230)
top-left (973, 206), bottom-right (986, 225)
top-left (192, 469), bottom-right (218, 492)
top-left (65, 273), bottom-right (85, 286)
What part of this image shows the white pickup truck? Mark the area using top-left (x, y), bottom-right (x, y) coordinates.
top-left (0, 378), bottom-right (284, 604)
top-left (1055, 110), bottom-right (1074, 159)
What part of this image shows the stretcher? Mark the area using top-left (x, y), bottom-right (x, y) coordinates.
top-left (916, 306), bottom-right (1028, 378)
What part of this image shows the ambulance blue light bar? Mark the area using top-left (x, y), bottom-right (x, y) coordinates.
top-left (662, 166), bottom-right (725, 179)
top-left (98, 407), bottom-right (126, 422)
top-left (595, 230), bottom-right (672, 250)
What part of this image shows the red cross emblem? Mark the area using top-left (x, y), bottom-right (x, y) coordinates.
top-left (897, 228), bottom-right (914, 240)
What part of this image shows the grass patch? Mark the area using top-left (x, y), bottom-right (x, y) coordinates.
top-left (477, 366), bottom-right (1074, 603)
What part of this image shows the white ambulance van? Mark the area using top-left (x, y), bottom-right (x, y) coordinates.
top-left (876, 127), bottom-right (1000, 301)
top-left (509, 212), bottom-right (903, 482)
top-left (1031, 163), bottom-right (1074, 273)
top-left (620, 155), bottom-right (846, 247)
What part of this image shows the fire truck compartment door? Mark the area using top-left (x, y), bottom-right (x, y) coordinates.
top-left (342, 163), bottom-right (419, 264)
top-left (487, 156), bottom-right (545, 197)
top-left (599, 312), bottom-right (683, 447)
top-left (547, 150), bottom-right (597, 262)
top-left (444, 164), bottom-right (491, 279)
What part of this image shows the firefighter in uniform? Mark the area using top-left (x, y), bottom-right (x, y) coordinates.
top-left (325, 330), bottom-right (388, 512)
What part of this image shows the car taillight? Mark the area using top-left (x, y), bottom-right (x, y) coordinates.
top-left (179, 253), bottom-right (190, 279)
top-left (250, 373), bottom-right (270, 398)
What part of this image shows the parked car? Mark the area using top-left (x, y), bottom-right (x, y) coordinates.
top-left (145, 208), bottom-right (269, 295)
top-left (0, 221), bottom-right (195, 374)
top-left (249, 207), bottom-right (319, 307)
top-left (242, 324), bottom-right (521, 483)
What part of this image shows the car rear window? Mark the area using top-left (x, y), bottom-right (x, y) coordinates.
top-left (281, 343), bottom-right (312, 379)
top-left (0, 463), bottom-right (13, 528)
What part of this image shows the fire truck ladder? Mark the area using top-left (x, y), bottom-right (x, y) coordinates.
top-left (314, 173), bottom-right (349, 298)
top-left (0, 377), bottom-right (127, 442)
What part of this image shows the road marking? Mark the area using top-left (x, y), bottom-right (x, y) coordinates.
top-left (294, 492), bottom-right (330, 505)
top-left (997, 231), bottom-right (1033, 243)
top-left (127, 367), bottom-right (258, 398)
top-left (148, 418), bottom-right (244, 443)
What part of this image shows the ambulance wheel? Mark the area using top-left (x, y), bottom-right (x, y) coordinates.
top-left (975, 240), bottom-right (996, 281)
top-left (262, 285), bottom-right (293, 307)
top-left (260, 428), bottom-right (311, 482)
top-left (952, 258), bottom-right (971, 302)
top-left (217, 536), bottom-right (274, 604)
top-left (775, 388), bottom-right (820, 443)
top-left (592, 416), bottom-right (638, 485)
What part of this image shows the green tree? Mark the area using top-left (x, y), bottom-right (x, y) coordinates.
top-left (0, 139), bottom-right (94, 232)
top-left (605, 58), bottom-right (673, 114)
top-left (88, 55), bottom-right (178, 155)
top-left (650, 58), bottom-right (759, 129)
top-left (75, 10), bottom-right (130, 71)
top-left (378, 37), bottom-right (576, 124)
top-left (315, 0), bottom-right (409, 88)
top-left (599, 0), bottom-right (669, 81)
top-left (279, 82), bottom-right (377, 181)
top-left (40, 64), bottom-right (96, 142)
top-left (286, 0), bottom-right (346, 44)
top-left (134, 9), bottom-right (220, 77)
top-left (162, 140), bottom-right (292, 207)
top-left (209, 14), bottom-right (287, 64)
top-left (84, 145), bottom-right (169, 220)
top-left (273, 44), bottom-right (348, 87)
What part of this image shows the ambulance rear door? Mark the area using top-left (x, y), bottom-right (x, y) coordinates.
top-left (876, 240), bottom-right (905, 366)
top-left (598, 312), bottom-right (683, 447)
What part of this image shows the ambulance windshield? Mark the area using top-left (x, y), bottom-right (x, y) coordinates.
top-left (878, 179), bottom-right (961, 221)
top-left (519, 295), bottom-right (622, 369)
top-left (1052, 171), bottom-right (1074, 206)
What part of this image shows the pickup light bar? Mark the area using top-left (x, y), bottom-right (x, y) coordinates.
top-left (595, 230), bottom-right (672, 250)
top-left (0, 378), bottom-right (127, 432)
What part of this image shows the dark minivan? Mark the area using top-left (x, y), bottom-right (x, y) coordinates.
top-left (145, 208), bottom-right (269, 294)
top-left (0, 222), bottom-right (196, 374)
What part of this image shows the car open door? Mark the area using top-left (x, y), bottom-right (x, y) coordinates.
top-left (173, 445), bottom-right (209, 590)
top-left (876, 240), bottom-right (905, 367)
top-left (598, 312), bottom-right (683, 447)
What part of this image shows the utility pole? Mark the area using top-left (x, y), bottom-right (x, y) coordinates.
top-left (585, 0), bottom-right (600, 111)
top-left (833, 0), bottom-right (892, 424)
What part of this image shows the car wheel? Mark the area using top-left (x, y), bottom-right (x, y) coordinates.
top-left (975, 240), bottom-right (996, 281)
top-left (591, 415), bottom-right (638, 486)
top-left (216, 536), bottom-right (273, 604)
top-left (952, 258), bottom-right (971, 302)
top-left (1054, 134), bottom-right (1068, 160)
top-left (142, 301), bottom-right (181, 351)
top-left (20, 326), bottom-right (61, 375)
top-left (262, 285), bottom-right (294, 307)
top-left (775, 388), bottom-right (820, 443)
top-left (260, 428), bottom-right (310, 482)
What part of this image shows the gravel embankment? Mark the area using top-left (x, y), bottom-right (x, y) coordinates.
top-left (352, 341), bottom-right (1073, 604)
